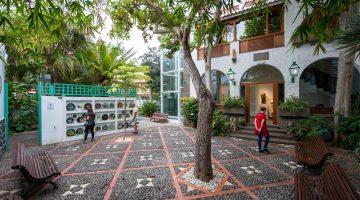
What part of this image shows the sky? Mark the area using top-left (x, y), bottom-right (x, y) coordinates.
top-left (95, 16), bottom-right (160, 60)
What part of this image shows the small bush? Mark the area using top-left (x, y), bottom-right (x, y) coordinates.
top-left (339, 115), bottom-right (360, 150)
top-left (181, 97), bottom-right (198, 125)
top-left (279, 96), bottom-right (308, 112)
top-left (139, 101), bottom-right (159, 117)
top-left (222, 96), bottom-right (245, 108)
top-left (355, 141), bottom-right (360, 153)
top-left (287, 116), bottom-right (333, 141)
top-left (212, 111), bottom-right (230, 136)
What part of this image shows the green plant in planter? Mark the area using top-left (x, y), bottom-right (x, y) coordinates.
top-left (139, 101), bottom-right (159, 117)
top-left (287, 116), bottom-right (333, 141)
top-left (222, 96), bottom-right (245, 108)
top-left (351, 93), bottom-right (360, 113)
top-left (181, 97), bottom-right (198, 125)
top-left (279, 96), bottom-right (308, 112)
top-left (212, 111), bottom-right (230, 136)
top-left (338, 115), bottom-right (360, 150)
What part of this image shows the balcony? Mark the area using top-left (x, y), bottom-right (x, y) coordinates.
top-left (239, 32), bottom-right (284, 53)
top-left (197, 43), bottom-right (230, 60)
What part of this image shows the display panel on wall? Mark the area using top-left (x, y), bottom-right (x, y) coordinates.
top-left (64, 98), bottom-right (135, 140)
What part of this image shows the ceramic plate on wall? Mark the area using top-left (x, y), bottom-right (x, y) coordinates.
top-left (102, 114), bottom-right (109, 120)
top-left (66, 103), bottom-right (75, 111)
top-left (95, 126), bottom-right (101, 132)
top-left (95, 103), bottom-right (101, 109)
top-left (76, 128), bottom-right (84, 134)
top-left (66, 118), bottom-right (74, 124)
top-left (109, 103), bottom-right (115, 108)
top-left (102, 125), bottom-right (108, 131)
top-left (117, 122), bottom-right (124, 129)
top-left (67, 129), bottom-right (75, 137)
top-left (109, 124), bottom-right (115, 130)
top-left (117, 102), bottom-right (123, 108)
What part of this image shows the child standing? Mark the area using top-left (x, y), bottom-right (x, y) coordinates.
top-left (254, 107), bottom-right (270, 153)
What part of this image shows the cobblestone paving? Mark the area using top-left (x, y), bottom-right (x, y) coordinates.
top-left (0, 123), bottom-right (360, 200)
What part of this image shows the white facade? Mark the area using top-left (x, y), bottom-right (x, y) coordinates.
top-left (190, 2), bottom-right (360, 99)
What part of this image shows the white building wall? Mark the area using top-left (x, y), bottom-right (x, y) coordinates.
top-left (190, 1), bottom-right (341, 99)
top-left (0, 46), bottom-right (5, 120)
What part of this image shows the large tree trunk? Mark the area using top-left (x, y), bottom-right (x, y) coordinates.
top-left (333, 5), bottom-right (358, 143)
top-left (182, 34), bottom-right (215, 182)
top-left (334, 51), bottom-right (355, 143)
top-left (205, 43), bottom-right (213, 95)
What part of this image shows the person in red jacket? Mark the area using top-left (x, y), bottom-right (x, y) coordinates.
top-left (254, 107), bottom-right (270, 153)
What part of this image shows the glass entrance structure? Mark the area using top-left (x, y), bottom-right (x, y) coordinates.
top-left (160, 50), bottom-right (184, 120)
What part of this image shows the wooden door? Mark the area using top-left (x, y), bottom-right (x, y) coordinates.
top-left (273, 81), bottom-right (279, 125)
top-left (245, 83), bottom-right (251, 123)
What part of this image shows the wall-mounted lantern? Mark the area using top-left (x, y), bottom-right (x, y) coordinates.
top-left (289, 61), bottom-right (300, 83)
top-left (227, 68), bottom-right (236, 85)
top-left (231, 49), bottom-right (237, 63)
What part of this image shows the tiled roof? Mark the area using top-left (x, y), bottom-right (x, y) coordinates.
top-left (220, 0), bottom-right (282, 20)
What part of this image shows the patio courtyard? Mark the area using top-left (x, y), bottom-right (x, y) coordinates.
top-left (0, 122), bottom-right (359, 200)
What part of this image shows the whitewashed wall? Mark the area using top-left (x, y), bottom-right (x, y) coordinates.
top-left (190, 1), bottom-right (341, 98)
top-left (0, 46), bottom-right (5, 120)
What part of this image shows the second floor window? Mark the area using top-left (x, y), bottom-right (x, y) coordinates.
top-left (220, 25), bottom-right (233, 43)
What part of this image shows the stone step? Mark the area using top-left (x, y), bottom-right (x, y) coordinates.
top-left (239, 125), bottom-right (287, 134)
top-left (232, 129), bottom-right (293, 139)
top-left (227, 133), bottom-right (297, 145)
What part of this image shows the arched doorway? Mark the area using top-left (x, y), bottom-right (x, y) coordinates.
top-left (201, 70), bottom-right (230, 106)
top-left (240, 65), bottom-right (285, 125)
top-left (300, 58), bottom-right (360, 114)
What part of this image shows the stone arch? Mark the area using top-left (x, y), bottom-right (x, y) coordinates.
top-left (240, 64), bottom-right (285, 83)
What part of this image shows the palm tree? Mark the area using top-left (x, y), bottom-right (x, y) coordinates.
top-left (84, 41), bottom-right (136, 85)
top-left (337, 14), bottom-right (360, 58)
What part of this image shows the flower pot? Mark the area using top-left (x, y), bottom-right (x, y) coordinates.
top-left (221, 107), bottom-right (245, 115)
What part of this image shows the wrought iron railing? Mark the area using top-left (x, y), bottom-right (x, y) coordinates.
top-left (40, 82), bottom-right (137, 97)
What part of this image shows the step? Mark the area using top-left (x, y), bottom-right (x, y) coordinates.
top-left (232, 129), bottom-right (293, 139)
top-left (239, 125), bottom-right (287, 134)
top-left (227, 133), bottom-right (297, 145)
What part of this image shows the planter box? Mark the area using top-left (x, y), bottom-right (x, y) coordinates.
top-left (279, 108), bottom-right (310, 129)
top-left (221, 107), bottom-right (245, 115)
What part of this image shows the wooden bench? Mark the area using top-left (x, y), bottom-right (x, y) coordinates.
top-left (295, 163), bottom-right (360, 200)
top-left (150, 112), bottom-right (168, 123)
top-left (295, 136), bottom-right (332, 168)
top-left (11, 143), bottom-right (61, 189)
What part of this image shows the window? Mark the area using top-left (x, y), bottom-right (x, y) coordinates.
top-left (269, 13), bottom-right (281, 33)
top-left (163, 72), bottom-right (177, 91)
top-left (221, 25), bottom-right (233, 43)
top-left (236, 21), bottom-right (246, 40)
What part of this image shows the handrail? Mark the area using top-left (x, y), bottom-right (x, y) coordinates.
top-left (238, 31), bottom-right (284, 42)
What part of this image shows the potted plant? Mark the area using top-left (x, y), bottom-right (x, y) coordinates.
top-left (279, 96), bottom-right (309, 117)
top-left (221, 96), bottom-right (245, 115)
top-left (278, 96), bottom-right (309, 129)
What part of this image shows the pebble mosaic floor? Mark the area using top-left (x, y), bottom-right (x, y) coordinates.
top-left (0, 124), bottom-right (360, 200)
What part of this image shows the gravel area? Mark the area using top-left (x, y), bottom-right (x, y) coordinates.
top-left (130, 139), bottom-right (164, 151)
top-left (50, 142), bottom-right (94, 156)
top-left (90, 141), bottom-right (129, 153)
top-left (169, 148), bottom-right (196, 164)
top-left (164, 137), bottom-right (195, 149)
top-left (53, 155), bottom-right (81, 172)
top-left (110, 167), bottom-right (176, 200)
top-left (180, 167), bottom-right (225, 192)
top-left (211, 145), bottom-right (248, 161)
top-left (253, 184), bottom-right (294, 200)
top-left (124, 149), bottom-right (167, 169)
top-left (223, 158), bottom-right (290, 187)
top-left (203, 192), bottom-right (253, 200)
top-left (258, 155), bottom-right (302, 176)
top-left (67, 153), bottom-right (123, 173)
top-left (0, 178), bottom-right (27, 198)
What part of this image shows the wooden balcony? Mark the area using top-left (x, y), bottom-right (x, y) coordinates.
top-left (239, 32), bottom-right (284, 53)
top-left (197, 43), bottom-right (230, 60)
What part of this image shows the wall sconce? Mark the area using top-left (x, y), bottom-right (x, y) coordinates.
top-left (227, 68), bottom-right (236, 85)
top-left (231, 49), bottom-right (236, 63)
top-left (289, 61), bottom-right (300, 83)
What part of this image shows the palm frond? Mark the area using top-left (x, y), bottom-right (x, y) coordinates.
top-left (337, 14), bottom-right (360, 58)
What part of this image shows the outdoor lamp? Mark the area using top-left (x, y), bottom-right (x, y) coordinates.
top-left (289, 61), bottom-right (300, 83)
top-left (227, 68), bottom-right (236, 85)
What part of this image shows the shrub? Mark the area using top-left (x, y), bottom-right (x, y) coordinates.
top-left (287, 116), bottom-right (333, 141)
top-left (352, 93), bottom-right (360, 111)
top-left (355, 141), bottom-right (360, 153)
top-left (139, 101), bottom-right (159, 117)
top-left (222, 96), bottom-right (245, 108)
top-left (279, 96), bottom-right (308, 112)
top-left (212, 111), bottom-right (230, 136)
top-left (339, 115), bottom-right (360, 150)
top-left (181, 97), bottom-right (198, 125)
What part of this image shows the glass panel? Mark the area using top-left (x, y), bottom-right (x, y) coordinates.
top-left (236, 21), bottom-right (246, 40)
top-left (240, 85), bottom-right (246, 97)
top-left (163, 72), bottom-right (177, 91)
top-left (221, 25), bottom-right (233, 43)
top-left (162, 92), bottom-right (178, 117)
top-left (201, 70), bottom-right (230, 104)
top-left (180, 71), bottom-right (184, 87)
top-left (163, 55), bottom-right (176, 72)
top-left (241, 65), bottom-right (284, 82)
top-left (278, 83), bottom-right (284, 102)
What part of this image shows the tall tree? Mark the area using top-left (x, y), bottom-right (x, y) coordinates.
top-left (108, 0), bottom-right (242, 182)
top-left (287, 0), bottom-right (359, 143)
top-left (139, 47), bottom-right (160, 100)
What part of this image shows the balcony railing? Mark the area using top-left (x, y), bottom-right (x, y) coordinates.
top-left (239, 32), bottom-right (284, 53)
top-left (197, 43), bottom-right (230, 60)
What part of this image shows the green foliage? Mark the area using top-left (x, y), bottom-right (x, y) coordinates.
top-left (287, 116), bottom-right (333, 141)
top-left (181, 97), bottom-right (198, 125)
top-left (139, 101), bottom-right (159, 117)
top-left (9, 82), bottom-right (38, 133)
top-left (352, 93), bottom-right (360, 112)
top-left (140, 47), bottom-right (160, 97)
top-left (337, 14), bottom-right (360, 58)
top-left (279, 96), bottom-right (308, 112)
top-left (222, 96), bottom-right (245, 108)
top-left (212, 111), bottom-right (230, 136)
top-left (242, 16), bottom-right (266, 39)
top-left (338, 115), bottom-right (360, 150)
top-left (355, 141), bottom-right (360, 153)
